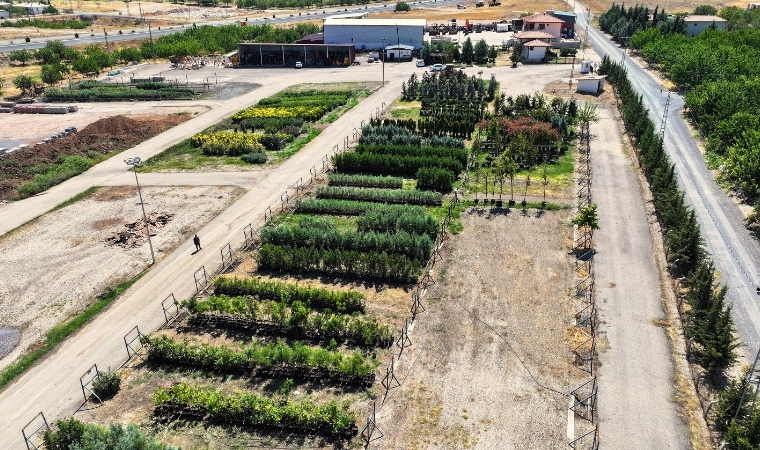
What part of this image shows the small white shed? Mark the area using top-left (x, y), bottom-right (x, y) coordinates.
top-left (385, 44), bottom-right (414, 62)
top-left (576, 75), bottom-right (606, 94)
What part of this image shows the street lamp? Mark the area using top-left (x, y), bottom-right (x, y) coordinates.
top-left (124, 157), bottom-right (155, 265)
top-left (381, 37), bottom-right (388, 86)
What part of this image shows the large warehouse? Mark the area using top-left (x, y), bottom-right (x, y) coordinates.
top-left (323, 18), bottom-right (425, 51)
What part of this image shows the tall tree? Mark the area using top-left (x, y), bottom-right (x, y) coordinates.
top-left (461, 37), bottom-right (474, 64)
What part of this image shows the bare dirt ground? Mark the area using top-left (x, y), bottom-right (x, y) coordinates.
top-left (373, 206), bottom-right (585, 449)
top-left (0, 184), bottom-right (244, 372)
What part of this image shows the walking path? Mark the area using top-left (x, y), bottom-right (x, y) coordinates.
top-left (592, 107), bottom-right (688, 448)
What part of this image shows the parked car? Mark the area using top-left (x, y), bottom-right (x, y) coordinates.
top-left (416, 60), bottom-right (426, 67)
top-left (295, 61), bottom-right (303, 68)
top-left (457, 4), bottom-right (466, 8)
top-left (430, 63), bottom-right (445, 71)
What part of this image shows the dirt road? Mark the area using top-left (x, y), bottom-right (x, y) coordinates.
top-left (592, 106), bottom-right (689, 448)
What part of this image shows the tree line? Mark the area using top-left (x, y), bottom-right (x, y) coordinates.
top-left (599, 55), bottom-right (746, 447)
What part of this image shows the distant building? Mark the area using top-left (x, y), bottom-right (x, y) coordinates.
top-left (684, 15), bottom-right (727, 36)
top-left (748, 2), bottom-right (760, 10)
top-left (520, 13), bottom-right (565, 40)
top-left (14, 2), bottom-right (46, 14)
top-left (237, 43), bottom-right (355, 68)
top-left (384, 44), bottom-right (413, 62)
top-left (323, 18), bottom-right (425, 51)
top-left (296, 33), bottom-right (324, 44)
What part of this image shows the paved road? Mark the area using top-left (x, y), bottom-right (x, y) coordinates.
top-left (0, 0), bottom-right (463, 51)
top-left (0, 61), bottom-right (571, 449)
top-left (592, 106), bottom-right (689, 449)
top-left (575, 2), bottom-right (760, 361)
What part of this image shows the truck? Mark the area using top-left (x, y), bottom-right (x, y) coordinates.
top-left (488, 0), bottom-right (500, 5)
top-left (475, 0), bottom-right (484, 6)
top-left (496, 23), bottom-right (510, 32)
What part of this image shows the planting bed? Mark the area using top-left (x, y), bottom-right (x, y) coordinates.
top-left (138, 83), bottom-right (373, 172)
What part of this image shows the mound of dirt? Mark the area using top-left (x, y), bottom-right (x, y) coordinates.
top-left (104, 213), bottom-right (175, 248)
top-left (0, 114), bottom-right (190, 201)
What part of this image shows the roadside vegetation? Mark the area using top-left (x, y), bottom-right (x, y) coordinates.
top-left (601, 3), bottom-right (760, 239)
top-left (599, 54), bottom-right (744, 449)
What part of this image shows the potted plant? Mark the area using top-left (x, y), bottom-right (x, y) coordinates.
top-left (510, 53), bottom-right (519, 68)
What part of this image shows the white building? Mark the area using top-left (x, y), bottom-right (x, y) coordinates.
top-left (385, 44), bottom-right (413, 62)
top-left (323, 18), bottom-right (425, 51)
top-left (576, 75), bottom-right (606, 94)
top-left (14, 2), bottom-right (46, 14)
top-left (684, 15), bottom-right (727, 36)
top-left (522, 39), bottom-right (551, 62)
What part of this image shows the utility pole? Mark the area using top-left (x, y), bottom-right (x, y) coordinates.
top-left (381, 37), bottom-right (388, 85)
top-left (124, 157), bottom-right (155, 266)
top-left (103, 28), bottom-right (109, 52)
top-left (659, 91), bottom-right (671, 140)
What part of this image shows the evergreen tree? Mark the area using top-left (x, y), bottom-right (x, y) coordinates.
top-left (461, 37), bottom-right (474, 64)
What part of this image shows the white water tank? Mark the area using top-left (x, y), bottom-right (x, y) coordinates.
top-left (579, 60), bottom-right (592, 74)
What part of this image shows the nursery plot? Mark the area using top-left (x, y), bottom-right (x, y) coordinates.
top-left (138, 83), bottom-right (373, 172)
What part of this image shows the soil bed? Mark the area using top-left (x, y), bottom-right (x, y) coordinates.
top-left (0, 114), bottom-right (192, 201)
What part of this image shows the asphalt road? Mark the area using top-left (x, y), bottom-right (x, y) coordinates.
top-left (574, 3), bottom-right (760, 361)
top-left (0, 0), bottom-right (465, 52)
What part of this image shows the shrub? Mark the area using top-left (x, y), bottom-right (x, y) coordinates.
top-left (241, 152), bottom-right (268, 164)
top-left (258, 134), bottom-right (285, 150)
top-left (395, 1), bottom-right (411, 11)
top-left (91, 368), bottom-right (121, 400)
top-left (416, 167), bottom-right (455, 192)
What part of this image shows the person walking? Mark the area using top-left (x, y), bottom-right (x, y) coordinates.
top-left (193, 234), bottom-right (202, 251)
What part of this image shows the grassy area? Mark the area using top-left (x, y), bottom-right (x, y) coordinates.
top-left (0, 270), bottom-right (147, 392)
top-left (390, 101), bottom-right (421, 120)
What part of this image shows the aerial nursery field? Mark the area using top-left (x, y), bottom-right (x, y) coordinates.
top-left (69, 67), bottom-right (586, 449)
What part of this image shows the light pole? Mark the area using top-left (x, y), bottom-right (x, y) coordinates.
top-left (124, 157), bottom-right (155, 265)
top-left (381, 37), bottom-right (388, 86)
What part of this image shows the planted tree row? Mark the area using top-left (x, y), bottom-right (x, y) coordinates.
top-left (333, 152), bottom-right (462, 178)
top-left (402, 71), bottom-right (497, 102)
top-left (153, 382), bottom-right (358, 438)
top-left (141, 335), bottom-right (376, 385)
top-left (355, 143), bottom-right (468, 167)
top-left (261, 216), bottom-right (433, 261)
top-left (599, 55), bottom-right (738, 375)
top-left (359, 123), bottom-right (465, 149)
top-left (316, 186), bottom-right (443, 206)
top-left (213, 277), bottom-right (365, 313)
top-left (258, 244), bottom-right (423, 283)
top-left (328, 173), bottom-right (403, 189)
top-left (187, 295), bottom-right (394, 348)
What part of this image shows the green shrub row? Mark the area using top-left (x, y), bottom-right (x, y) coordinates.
top-left (261, 217), bottom-right (434, 260)
top-left (327, 173), bottom-right (403, 189)
top-left (153, 382), bottom-right (356, 438)
top-left (359, 123), bottom-right (465, 149)
top-left (188, 295), bottom-right (393, 348)
top-left (45, 86), bottom-right (194, 101)
top-left (316, 186), bottom-right (443, 206)
top-left (141, 334), bottom-right (374, 376)
top-left (293, 198), bottom-right (426, 216)
top-left (43, 418), bottom-right (178, 450)
top-left (355, 144), bottom-right (467, 167)
top-left (332, 152), bottom-right (463, 178)
top-left (416, 167), bottom-right (455, 192)
top-left (213, 277), bottom-right (365, 313)
top-left (258, 244), bottom-right (423, 283)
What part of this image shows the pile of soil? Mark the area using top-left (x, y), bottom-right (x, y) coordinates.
top-left (0, 114), bottom-right (190, 201)
top-left (104, 213), bottom-right (175, 248)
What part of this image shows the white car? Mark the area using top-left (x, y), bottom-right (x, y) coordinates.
top-left (295, 61), bottom-right (303, 68)
top-left (457, 4), bottom-right (466, 8)
top-left (416, 60), bottom-right (426, 67)
top-left (430, 63), bottom-right (445, 72)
